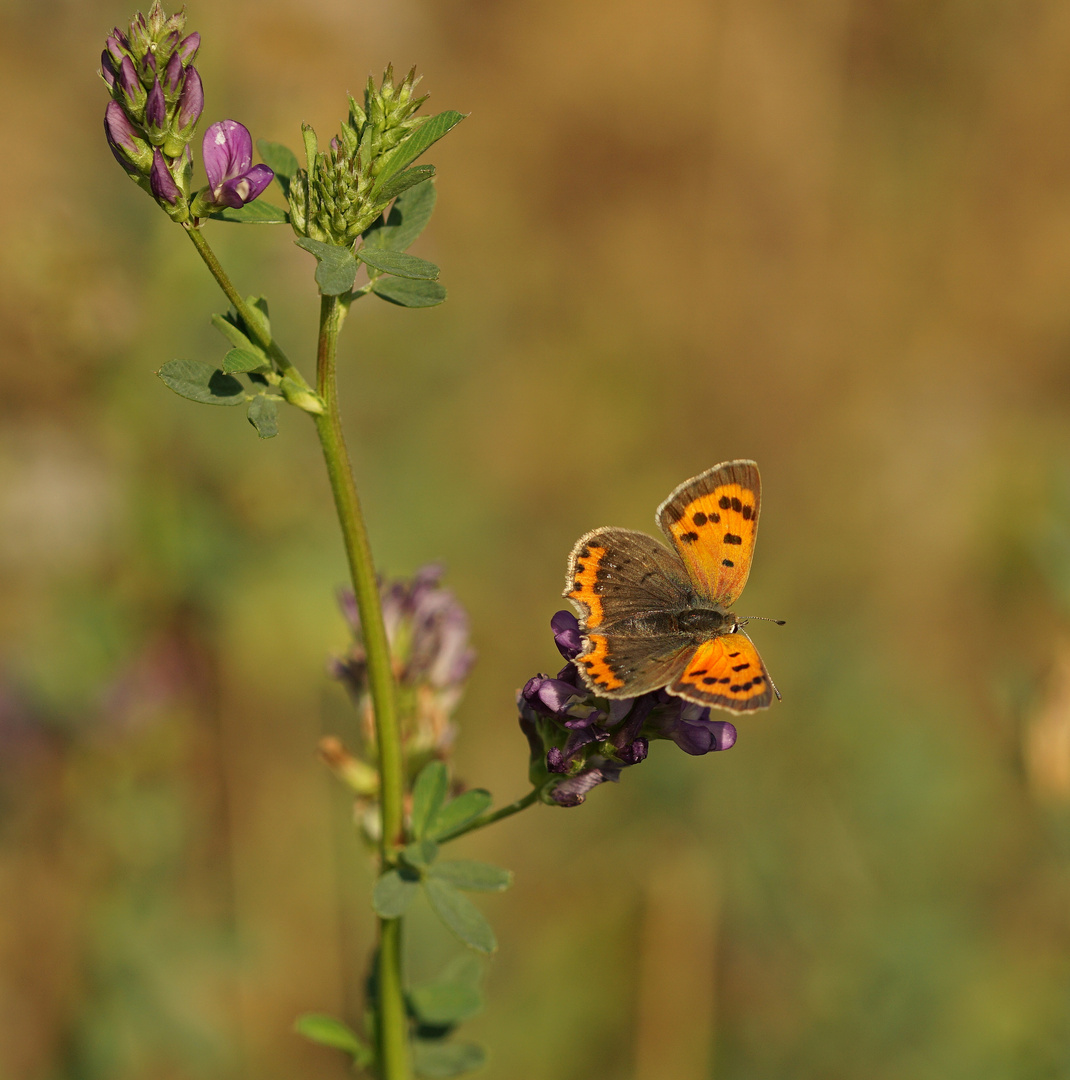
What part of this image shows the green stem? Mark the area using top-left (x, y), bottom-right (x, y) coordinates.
top-left (313, 293), bottom-right (409, 1080)
top-left (436, 788), bottom-right (541, 844)
top-left (183, 225), bottom-right (314, 391)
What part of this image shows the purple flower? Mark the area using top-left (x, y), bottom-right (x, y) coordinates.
top-left (200, 120), bottom-right (274, 209)
top-left (551, 610), bottom-right (583, 660)
top-left (518, 611), bottom-right (739, 806)
top-left (332, 566), bottom-right (475, 767)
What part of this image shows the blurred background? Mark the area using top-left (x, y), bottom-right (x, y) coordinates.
top-left (3, 0), bottom-right (1070, 1077)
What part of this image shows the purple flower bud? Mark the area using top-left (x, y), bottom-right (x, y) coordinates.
top-left (104, 100), bottom-right (151, 172)
top-left (117, 56), bottom-right (146, 111)
top-left (105, 30), bottom-right (127, 66)
top-left (101, 50), bottom-right (118, 90)
top-left (176, 32), bottom-right (201, 64)
top-left (175, 66), bottom-right (203, 132)
top-left (551, 610), bottom-right (584, 660)
top-left (149, 148), bottom-right (182, 205)
top-left (163, 50), bottom-right (183, 94)
top-left (144, 77), bottom-right (167, 135)
top-left (201, 120), bottom-right (274, 208)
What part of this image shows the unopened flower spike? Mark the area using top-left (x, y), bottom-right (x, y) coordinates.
top-left (99, 2), bottom-right (204, 221)
top-left (287, 64), bottom-right (445, 247)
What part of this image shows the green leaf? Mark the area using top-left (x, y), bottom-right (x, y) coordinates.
top-left (222, 347), bottom-right (268, 374)
top-left (372, 163), bottom-right (436, 206)
top-left (210, 313), bottom-right (261, 358)
top-left (372, 110), bottom-right (466, 195)
top-left (411, 761), bottom-right (449, 839)
top-left (409, 982), bottom-right (482, 1027)
top-left (401, 839), bottom-right (439, 870)
top-left (208, 201), bottom-right (290, 224)
top-left (358, 247), bottom-right (439, 280)
top-left (257, 139), bottom-right (299, 198)
top-left (413, 1041), bottom-right (486, 1078)
top-left (429, 789), bottom-right (492, 840)
top-left (423, 878), bottom-right (496, 954)
top-left (372, 277), bottom-right (447, 308)
top-left (295, 237), bottom-right (359, 296)
top-left (157, 359), bottom-right (245, 406)
top-left (294, 1014), bottom-right (371, 1063)
top-left (373, 869), bottom-right (420, 918)
top-left (430, 861), bottom-right (512, 893)
top-left (364, 179), bottom-right (437, 253)
top-left (243, 296), bottom-right (271, 344)
top-left (247, 396), bottom-right (279, 439)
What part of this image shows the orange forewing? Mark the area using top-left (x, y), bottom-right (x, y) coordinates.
top-left (668, 632), bottom-right (772, 713)
top-left (656, 460), bottom-right (761, 607)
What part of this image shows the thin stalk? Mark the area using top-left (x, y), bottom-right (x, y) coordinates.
top-left (184, 225), bottom-right (314, 390)
top-left (436, 788), bottom-right (541, 844)
top-left (313, 293), bottom-right (409, 1080)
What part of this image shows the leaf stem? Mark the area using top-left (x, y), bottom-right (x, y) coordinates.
top-left (436, 788), bottom-right (541, 844)
top-left (313, 293), bottom-right (409, 1080)
top-left (183, 224), bottom-right (314, 392)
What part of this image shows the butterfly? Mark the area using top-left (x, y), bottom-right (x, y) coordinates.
top-left (564, 460), bottom-right (781, 714)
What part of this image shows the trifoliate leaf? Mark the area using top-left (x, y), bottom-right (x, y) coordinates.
top-left (295, 238), bottom-right (359, 296)
top-left (247, 395), bottom-right (279, 439)
top-left (429, 861), bottom-right (512, 893)
top-left (372, 277), bottom-right (447, 308)
top-left (429, 789), bottom-right (492, 840)
top-left (411, 761), bottom-right (449, 839)
top-left (372, 869), bottom-right (420, 918)
top-left (157, 359), bottom-right (245, 406)
top-left (358, 248), bottom-right (439, 280)
top-left (208, 201), bottom-right (290, 223)
top-left (423, 878), bottom-right (496, 954)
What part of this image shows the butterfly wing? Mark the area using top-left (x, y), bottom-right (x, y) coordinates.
top-left (668, 632), bottom-right (773, 713)
top-left (656, 460), bottom-right (761, 607)
top-left (576, 632), bottom-right (695, 698)
top-left (565, 527), bottom-right (694, 697)
top-left (565, 527), bottom-right (690, 631)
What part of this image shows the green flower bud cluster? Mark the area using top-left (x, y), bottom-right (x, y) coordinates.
top-left (100, 2), bottom-right (203, 222)
top-left (288, 65), bottom-right (430, 246)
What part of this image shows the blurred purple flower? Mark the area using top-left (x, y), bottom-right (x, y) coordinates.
top-left (518, 610), bottom-right (738, 806)
top-left (200, 120), bottom-right (274, 209)
top-left (333, 565), bottom-right (475, 769)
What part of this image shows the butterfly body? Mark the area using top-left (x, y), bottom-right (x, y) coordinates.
top-left (564, 460), bottom-right (776, 714)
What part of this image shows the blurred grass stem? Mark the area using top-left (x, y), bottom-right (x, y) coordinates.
top-left (314, 292), bottom-right (409, 1080)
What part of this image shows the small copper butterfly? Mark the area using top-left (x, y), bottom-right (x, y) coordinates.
top-left (564, 460), bottom-right (781, 714)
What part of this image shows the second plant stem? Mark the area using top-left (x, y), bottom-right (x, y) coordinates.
top-left (314, 293), bottom-right (409, 1080)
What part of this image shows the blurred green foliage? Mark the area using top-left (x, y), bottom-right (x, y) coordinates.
top-left (3, 1), bottom-right (1070, 1078)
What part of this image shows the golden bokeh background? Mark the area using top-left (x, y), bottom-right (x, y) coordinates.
top-left (3, 0), bottom-right (1070, 1077)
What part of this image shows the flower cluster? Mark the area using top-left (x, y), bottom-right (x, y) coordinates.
top-left (519, 612), bottom-right (737, 806)
top-left (101, 2), bottom-right (202, 220)
top-left (330, 565), bottom-right (476, 784)
top-left (101, 3), bottom-right (273, 222)
top-left (288, 65), bottom-right (431, 245)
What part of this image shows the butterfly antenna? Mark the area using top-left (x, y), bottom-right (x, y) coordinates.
top-left (737, 624), bottom-right (783, 702)
top-left (739, 616), bottom-right (786, 626)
